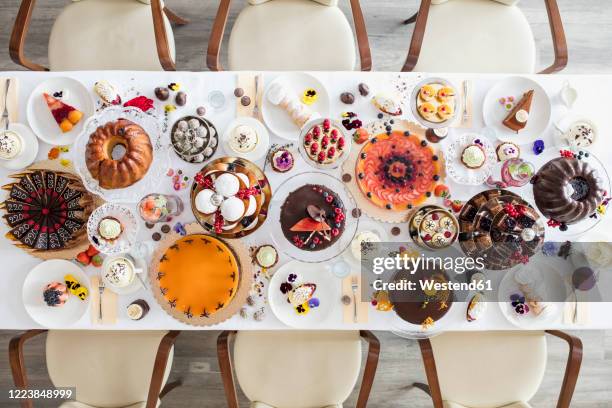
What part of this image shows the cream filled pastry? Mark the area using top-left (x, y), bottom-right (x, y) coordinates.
top-left (229, 125), bottom-right (258, 153)
top-left (267, 81), bottom-right (320, 128)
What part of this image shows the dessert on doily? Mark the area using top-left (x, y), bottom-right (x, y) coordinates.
top-left (458, 189), bottom-right (545, 270)
top-left (171, 116), bottom-right (218, 163)
top-left (43, 93), bottom-right (83, 133)
top-left (86, 203), bottom-right (138, 255)
top-left (280, 184), bottom-right (346, 251)
top-left (300, 118), bottom-right (349, 169)
top-left (445, 134), bottom-right (496, 186)
top-left (191, 157), bottom-right (271, 238)
top-left (532, 151), bottom-right (607, 230)
top-left (1, 168), bottom-right (95, 254)
top-left (409, 205), bottom-right (458, 250)
top-left (502, 89), bottom-right (533, 133)
top-left (355, 130), bottom-right (441, 211)
top-left (155, 234), bottom-right (240, 320)
top-left (414, 80), bottom-right (457, 125)
top-left (85, 118), bottom-right (153, 189)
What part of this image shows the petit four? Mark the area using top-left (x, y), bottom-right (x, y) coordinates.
top-left (502, 90), bottom-right (533, 133)
top-left (156, 234), bottom-right (240, 319)
top-left (355, 131), bottom-right (441, 211)
top-left (97, 216), bottom-right (123, 242)
top-left (43, 93), bottom-right (83, 133)
top-left (254, 245), bottom-right (278, 268)
top-left (496, 142), bottom-right (520, 161)
top-left (43, 282), bottom-right (69, 307)
top-left (86, 119), bottom-right (153, 189)
top-left (466, 293), bottom-right (487, 322)
top-left (280, 184), bottom-right (346, 251)
top-left (301, 119), bottom-right (347, 167)
top-left (271, 148), bottom-right (294, 173)
top-left (372, 93), bottom-right (402, 116)
top-left (154, 87), bottom-right (170, 101)
top-left (267, 81), bottom-right (319, 128)
top-left (93, 80), bottom-right (121, 105)
top-left (127, 299), bottom-right (150, 320)
top-left (460, 144), bottom-right (486, 169)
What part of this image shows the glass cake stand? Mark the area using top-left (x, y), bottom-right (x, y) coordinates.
top-left (269, 171), bottom-right (359, 263)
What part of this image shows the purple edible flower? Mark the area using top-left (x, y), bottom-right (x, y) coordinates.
top-left (533, 140), bottom-right (545, 155)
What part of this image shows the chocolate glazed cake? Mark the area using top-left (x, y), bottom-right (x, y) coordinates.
top-left (280, 184), bottom-right (346, 251)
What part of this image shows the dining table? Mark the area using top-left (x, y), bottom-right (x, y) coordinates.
top-left (1, 70), bottom-right (611, 332)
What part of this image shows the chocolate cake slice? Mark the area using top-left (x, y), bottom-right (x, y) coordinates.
top-left (502, 90), bottom-right (534, 133)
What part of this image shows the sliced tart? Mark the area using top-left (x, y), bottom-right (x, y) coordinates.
top-left (43, 93), bottom-right (83, 133)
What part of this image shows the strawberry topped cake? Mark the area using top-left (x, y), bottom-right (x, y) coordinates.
top-left (355, 131), bottom-right (441, 211)
top-left (301, 119), bottom-right (347, 167)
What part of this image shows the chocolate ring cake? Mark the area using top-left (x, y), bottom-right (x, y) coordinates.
top-left (280, 184), bottom-right (346, 251)
top-left (533, 157), bottom-right (605, 225)
top-left (85, 119), bottom-right (153, 189)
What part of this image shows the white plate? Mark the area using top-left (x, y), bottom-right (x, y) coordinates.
top-left (483, 76), bottom-right (551, 144)
top-left (445, 133), bottom-right (496, 186)
top-left (87, 203), bottom-right (139, 255)
top-left (26, 77), bottom-right (95, 146)
top-left (221, 116), bottom-right (270, 162)
top-left (497, 260), bottom-right (568, 329)
top-left (268, 260), bottom-right (339, 329)
top-left (262, 73), bottom-right (330, 141)
top-left (22, 259), bottom-right (90, 328)
top-left (0, 123), bottom-right (39, 170)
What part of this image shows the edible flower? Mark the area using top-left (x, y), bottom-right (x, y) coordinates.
top-left (532, 140), bottom-right (545, 155)
top-left (124, 96), bottom-right (154, 112)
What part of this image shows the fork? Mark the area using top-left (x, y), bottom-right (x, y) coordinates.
top-left (98, 276), bottom-right (105, 322)
top-left (462, 80), bottom-right (469, 125)
top-left (351, 275), bottom-right (359, 323)
top-left (252, 74), bottom-right (260, 119)
top-left (2, 79), bottom-right (10, 131)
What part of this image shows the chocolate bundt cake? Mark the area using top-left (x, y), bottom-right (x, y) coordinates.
top-left (533, 157), bottom-right (605, 225)
top-left (85, 119), bottom-right (153, 189)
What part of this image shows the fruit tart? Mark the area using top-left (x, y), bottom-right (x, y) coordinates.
top-left (43, 93), bottom-right (83, 133)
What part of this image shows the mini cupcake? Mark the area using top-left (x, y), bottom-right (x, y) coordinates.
top-left (271, 148), bottom-right (294, 173)
top-left (43, 282), bottom-right (69, 307)
top-left (97, 216), bottom-right (123, 242)
top-left (461, 144), bottom-right (486, 169)
top-left (496, 142), bottom-right (520, 161)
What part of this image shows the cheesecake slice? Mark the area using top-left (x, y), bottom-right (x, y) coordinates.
top-left (43, 93), bottom-right (83, 133)
top-left (502, 89), bottom-right (534, 133)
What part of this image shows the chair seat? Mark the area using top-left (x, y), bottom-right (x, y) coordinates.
top-left (228, 0), bottom-right (356, 71)
top-left (47, 331), bottom-right (172, 408)
top-left (413, 0), bottom-right (536, 73)
top-left (444, 401), bottom-right (532, 408)
top-left (234, 331), bottom-right (361, 408)
top-left (49, 0), bottom-right (175, 70)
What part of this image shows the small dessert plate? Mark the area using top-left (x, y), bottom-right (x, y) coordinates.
top-left (483, 76), bottom-right (551, 144)
top-left (22, 259), bottom-right (90, 328)
top-left (445, 133), bottom-right (496, 186)
top-left (262, 72), bottom-right (330, 141)
top-left (268, 260), bottom-right (339, 329)
top-left (87, 203), bottom-right (139, 255)
top-left (0, 123), bottom-right (39, 170)
top-left (222, 116), bottom-right (270, 162)
top-left (26, 76), bottom-right (95, 146)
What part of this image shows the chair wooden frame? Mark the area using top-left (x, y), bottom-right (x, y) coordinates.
top-left (415, 330), bottom-right (583, 408)
top-left (9, 0), bottom-right (189, 71)
top-left (9, 330), bottom-right (182, 408)
top-left (217, 330), bottom-right (380, 408)
top-left (401, 0), bottom-right (568, 74)
top-left (206, 0), bottom-right (372, 71)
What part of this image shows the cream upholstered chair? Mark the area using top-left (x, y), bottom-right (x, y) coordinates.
top-left (402, 0), bottom-right (567, 73)
top-left (207, 0), bottom-right (371, 71)
top-left (9, 330), bottom-right (181, 408)
top-left (217, 330), bottom-right (380, 408)
top-left (10, 0), bottom-right (188, 71)
top-left (415, 331), bottom-right (583, 408)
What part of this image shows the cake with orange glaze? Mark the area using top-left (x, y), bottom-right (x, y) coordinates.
top-left (355, 131), bottom-right (441, 211)
top-left (156, 234), bottom-right (240, 319)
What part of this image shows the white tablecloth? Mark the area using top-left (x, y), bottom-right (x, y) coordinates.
top-left (1, 71), bottom-right (611, 331)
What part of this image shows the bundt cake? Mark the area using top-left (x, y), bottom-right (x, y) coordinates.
top-left (85, 119), bottom-right (153, 189)
top-left (533, 157), bottom-right (605, 225)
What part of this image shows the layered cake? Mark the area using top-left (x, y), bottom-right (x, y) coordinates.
top-left (355, 131), bottom-right (441, 211)
top-left (532, 156), bottom-right (605, 226)
top-left (2, 169), bottom-right (92, 252)
top-left (389, 267), bottom-right (453, 329)
top-left (157, 234), bottom-right (240, 319)
top-left (280, 184), bottom-right (346, 251)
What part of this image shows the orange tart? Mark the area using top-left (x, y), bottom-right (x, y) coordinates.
top-left (156, 234), bottom-right (240, 319)
top-left (355, 131), bottom-right (441, 211)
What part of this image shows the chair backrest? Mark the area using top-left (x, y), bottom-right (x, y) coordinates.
top-left (233, 331), bottom-right (361, 408)
top-left (46, 330), bottom-right (172, 407)
top-left (430, 331), bottom-right (547, 407)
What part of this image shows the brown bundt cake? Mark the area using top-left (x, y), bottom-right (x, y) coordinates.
top-left (85, 119), bottom-right (153, 189)
top-left (533, 157), bottom-right (605, 225)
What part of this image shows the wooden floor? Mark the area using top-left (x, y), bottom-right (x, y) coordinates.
top-left (1, 0), bottom-right (612, 406)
